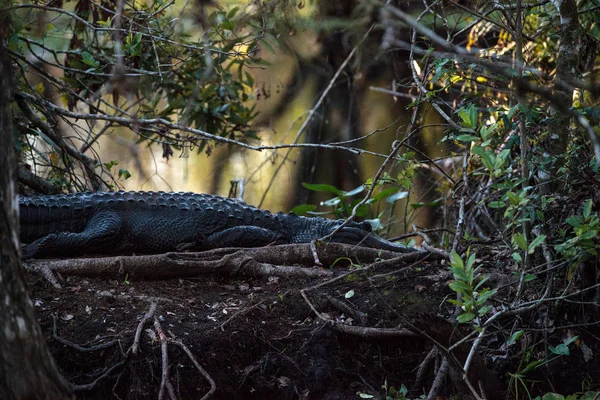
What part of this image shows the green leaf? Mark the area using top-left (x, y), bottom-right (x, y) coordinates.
top-left (386, 191), bottom-right (409, 203)
top-left (81, 51), bottom-right (98, 68)
top-left (528, 234), bottom-right (546, 254)
top-left (118, 169), bottom-right (131, 180)
top-left (512, 252), bottom-right (523, 263)
top-left (583, 199), bottom-right (592, 219)
top-left (579, 230), bottom-right (598, 240)
top-left (457, 312), bottom-right (475, 323)
top-left (344, 289), bottom-right (355, 299)
top-left (471, 146), bottom-right (496, 173)
top-left (301, 182), bottom-right (343, 195)
top-left (566, 215), bottom-right (584, 228)
top-left (548, 343), bottom-right (570, 356)
top-left (290, 204), bottom-right (316, 216)
top-left (488, 201), bottom-right (505, 208)
top-left (476, 289), bottom-right (496, 304)
top-left (579, 392), bottom-right (600, 400)
top-left (477, 304), bottom-right (492, 316)
top-left (345, 185), bottom-right (365, 196)
top-left (450, 251), bottom-right (464, 269)
top-left (465, 252), bottom-right (477, 272)
top-left (456, 134), bottom-right (479, 142)
top-left (512, 233), bottom-right (528, 252)
top-left (506, 330), bottom-right (524, 345)
top-left (542, 393), bottom-right (565, 400)
top-left (450, 266), bottom-right (469, 282)
top-left (449, 280), bottom-right (472, 294)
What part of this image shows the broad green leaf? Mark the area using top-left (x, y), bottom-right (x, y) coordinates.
top-left (472, 146), bottom-right (495, 172)
top-left (512, 252), bottom-right (523, 263)
top-left (302, 182), bottom-right (343, 195)
top-left (81, 51), bottom-right (98, 68)
top-left (450, 266), bottom-right (469, 282)
top-left (506, 330), bottom-right (524, 345)
top-left (456, 134), bottom-right (479, 142)
top-left (488, 201), bottom-right (505, 208)
top-left (566, 215), bottom-right (584, 228)
top-left (548, 343), bottom-right (569, 356)
top-left (290, 204), bottom-right (316, 216)
top-left (345, 185), bottom-right (365, 196)
top-left (449, 280), bottom-right (472, 294)
top-left (386, 191), bottom-right (409, 203)
top-left (476, 289), bottom-right (497, 304)
top-left (457, 312), bottom-right (475, 323)
top-left (450, 251), bottom-right (464, 269)
top-left (512, 233), bottom-right (528, 252)
top-left (477, 304), bottom-right (492, 316)
top-left (465, 252), bottom-right (477, 271)
top-left (583, 199), bottom-right (592, 219)
top-left (542, 393), bottom-right (565, 400)
top-left (528, 234), bottom-right (546, 254)
top-left (579, 230), bottom-right (598, 240)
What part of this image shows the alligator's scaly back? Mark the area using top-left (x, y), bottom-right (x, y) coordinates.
top-left (20, 191), bottom-right (281, 243)
top-left (20, 191), bottom-right (416, 258)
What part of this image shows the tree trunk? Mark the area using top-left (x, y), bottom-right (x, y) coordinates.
top-left (0, 14), bottom-right (73, 400)
top-left (541, 0), bottom-right (581, 191)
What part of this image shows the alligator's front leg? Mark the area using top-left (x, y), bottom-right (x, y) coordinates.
top-left (176, 226), bottom-right (286, 251)
top-left (22, 211), bottom-right (123, 259)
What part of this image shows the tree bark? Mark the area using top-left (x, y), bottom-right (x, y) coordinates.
top-left (0, 13), bottom-right (73, 400)
top-left (541, 0), bottom-right (581, 190)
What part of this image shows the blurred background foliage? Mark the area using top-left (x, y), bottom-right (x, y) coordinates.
top-left (5, 0), bottom-right (600, 243)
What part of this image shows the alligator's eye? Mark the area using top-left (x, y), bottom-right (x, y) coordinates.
top-left (359, 221), bottom-right (372, 232)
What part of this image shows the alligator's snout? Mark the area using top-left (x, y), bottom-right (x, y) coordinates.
top-left (332, 225), bottom-right (416, 253)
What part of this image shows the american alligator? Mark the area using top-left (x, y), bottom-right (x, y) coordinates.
top-left (20, 191), bottom-right (417, 259)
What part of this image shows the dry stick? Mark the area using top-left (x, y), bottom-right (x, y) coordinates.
top-left (325, 294), bottom-right (368, 326)
top-left (462, 326), bottom-right (487, 378)
top-left (411, 228), bottom-right (450, 259)
top-left (426, 358), bottom-right (449, 400)
top-left (220, 298), bottom-right (268, 331)
top-left (451, 143), bottom-right (470, 254)
top-left (257, 23), bottom-right (376, 208)
top-left (168, 339), bottom-right (216, 400)
top-left (71, 360), bottom-right (127, 392)
top-left (154, 317), bottom-right (177, 400)
top-left (131, 302), bottom-right (157, 356)
top-left (52, 314), bottom-right (120, 352)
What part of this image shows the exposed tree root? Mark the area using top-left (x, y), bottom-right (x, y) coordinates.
top-left (24, 243), bottom-right (431, 283)
top-left (52, 300), bottom-right (217, 399)
top-left (131, 302), bottom-right (157, 356)
top-left (52, 314), bottom-right (121, 353)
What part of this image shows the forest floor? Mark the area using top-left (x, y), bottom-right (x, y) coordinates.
top-left (24, 245), bottom-right (600, 400)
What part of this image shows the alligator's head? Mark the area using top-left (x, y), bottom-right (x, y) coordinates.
top-left (300, 218), bottom-right (417, 253)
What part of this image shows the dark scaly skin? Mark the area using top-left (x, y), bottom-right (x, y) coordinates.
top-left (19, 191), bottom-right (416, 259)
